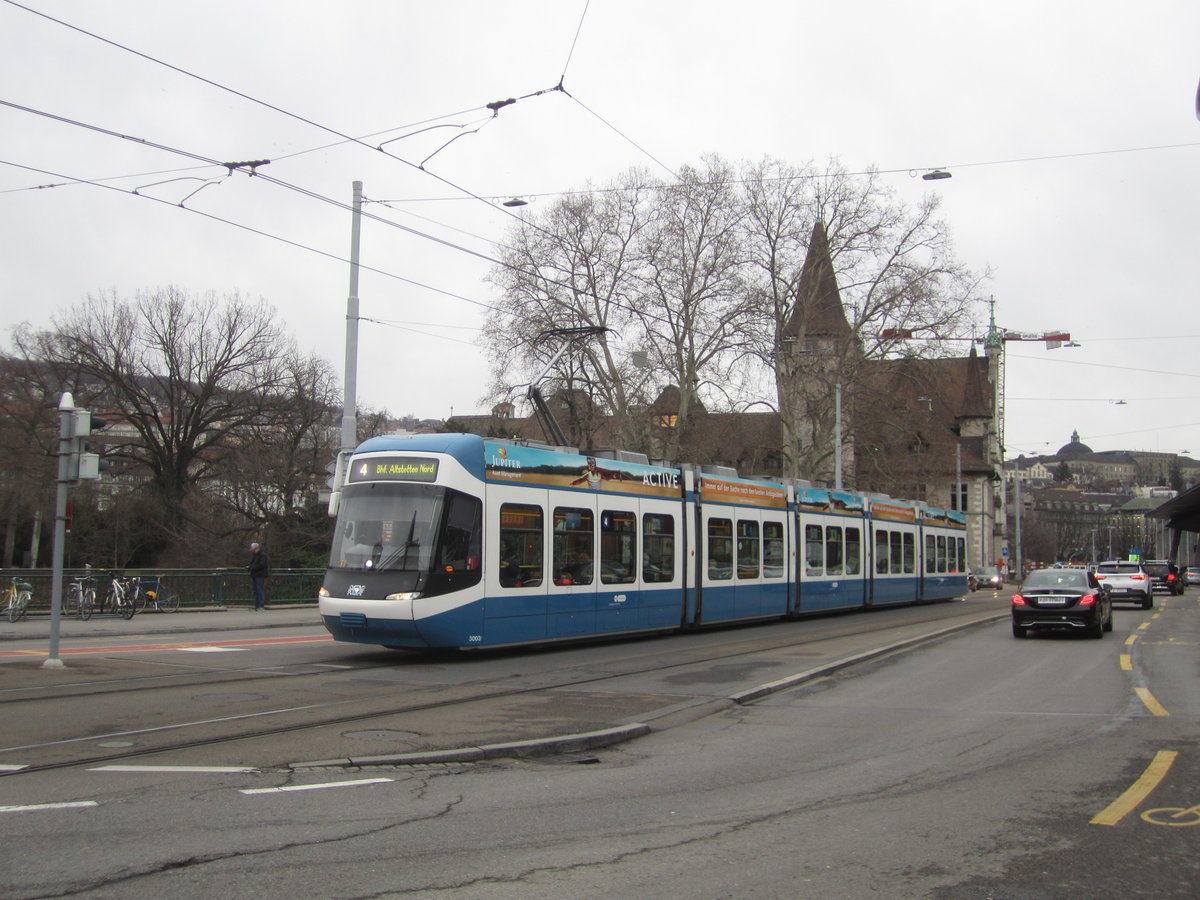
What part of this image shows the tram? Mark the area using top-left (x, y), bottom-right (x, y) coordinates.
top-left (318, 433), bottom-right (968, 650)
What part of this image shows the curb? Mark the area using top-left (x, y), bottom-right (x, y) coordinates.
top-left (290, 611), bottom-right (1008, 770)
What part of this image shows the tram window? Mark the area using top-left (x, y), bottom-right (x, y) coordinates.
top-left (955, 538), bottom-right (966, 572)
top-left (875, 530), bottom-right (889, 574)
top-left (708, 518), bottom-right (733, 580)
top-left (845, 527), bottom-right (861, 575)
top-left (737, 520), bottom-right (760, 579)
top-left (925, 535), bottom-right (936, 573)
top-left (826, 526), bottom-right (844, 576)
top-left (643, 513), bottom-right (675, 583)
top-left (763, 521), bottom-right (785, 578)
top-left (890, 532), bottom-right (904, 574)
top-left (806, 524), bottom-right (824, 576)
top-left (600, 510), bottom-right (637, 584)
top-left (553, 507), bottom-right (594, 585)
top-left (440, 493), bottom-right (483, 572)
top-left (936, 535), bottom-right (947, 573)
top-left (499, 503), bottom-right (542, 588)
top-left (903, 533), bottom-right (916, 574)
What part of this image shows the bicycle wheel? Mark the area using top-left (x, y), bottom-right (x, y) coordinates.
top-left (11, 590), bottom-right (30, 623)
top-left (119, 593), bottom-right (136, 620)
top-left (133, 587), bottom-right (146, 613)
top-left (105, 587), bottom-right (119, 616)
top-left (6, 593), bottom-right (18, 623)
top-left (80, 588), bottom-right (95, 621)
top-left (158, 586), bottom-right (179, 613)
top-left (68, 585), bottom-right (82, 619)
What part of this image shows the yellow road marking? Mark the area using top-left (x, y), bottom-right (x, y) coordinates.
top-left (1091, 750), bottom-right (1178, 826)
top-left (1135, 687), bottom-right (1170, 717)
top-left (1124, 634), bottom-right (1138, 646)
top-left (1120, 654), bottom-right (1133, 671)
top-left (1141, 804), bottom-right (1200, 827)
top-left (1138, 622), bottom-right (1151, 631)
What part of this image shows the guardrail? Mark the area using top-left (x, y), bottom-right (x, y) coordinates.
top-left (0, 568), bottom-right (323, 614)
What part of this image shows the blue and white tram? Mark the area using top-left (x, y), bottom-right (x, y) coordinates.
top-left (319, 433), bottom-right (968, 650)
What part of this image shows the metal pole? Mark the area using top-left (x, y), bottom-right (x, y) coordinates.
top-left (834, 383), bottom-right (843, 490)
top-left (44, 392), bottom-right (74, 669)
top-left (1014, 470), bottom-right (1023, 581)
top-left (341, 180), bottom-right (363, 454)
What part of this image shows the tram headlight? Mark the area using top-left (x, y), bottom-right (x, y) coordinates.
top-left (385, 591), bottom-right (422, 602)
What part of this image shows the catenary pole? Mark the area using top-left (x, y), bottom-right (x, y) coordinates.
top-left (44, 392), bottom-right (74, 669)
top-left (341, 180), bottom-right (363, 454)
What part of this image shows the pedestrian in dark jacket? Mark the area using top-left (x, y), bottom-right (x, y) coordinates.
top-left (248, 542), bottom-right (270, 610)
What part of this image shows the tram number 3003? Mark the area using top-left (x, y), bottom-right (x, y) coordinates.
top-left (468, 635), bottom-right (483, 643)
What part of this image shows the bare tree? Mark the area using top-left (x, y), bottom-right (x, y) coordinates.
top-left (485, 170), bottom-right (657, 448)
top-left (213, 352), bottom-right (340, 566)
top-left (485, 156), bottom-right (981, 476)
top-left (635, 157), bottom-right (757, 460)
top-left (11, 287), bottom-right (331, 566)
top-left (0, 356), bottom-right (57, 566)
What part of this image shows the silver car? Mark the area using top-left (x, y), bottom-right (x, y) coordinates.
top-left (1094, 561), bottom-right (1153, 609)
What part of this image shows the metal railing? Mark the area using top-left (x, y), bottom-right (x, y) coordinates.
top-left (0, 568), bottom-right (323, 615)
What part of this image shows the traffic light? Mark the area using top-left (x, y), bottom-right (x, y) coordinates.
top-left (65, 409), bottom-right (109, 482)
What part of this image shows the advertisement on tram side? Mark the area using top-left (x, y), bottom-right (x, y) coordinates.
top-left (483, 442), bottom-right (682, 499)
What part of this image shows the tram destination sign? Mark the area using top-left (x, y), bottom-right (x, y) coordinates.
top-left (348, 456), bottom-right (440, 483)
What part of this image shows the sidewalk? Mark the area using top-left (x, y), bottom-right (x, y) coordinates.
top-left (0, 604), bottom-right (322, 643)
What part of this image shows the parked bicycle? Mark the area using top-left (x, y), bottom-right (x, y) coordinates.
top-left (5, 576), bottom-right (33, 623)
top-left (132, 575), bottom-right (178, 613)
top-left (67, 567), bottom-right (97, 621)
top-left (100, 572), bottom-right (137, 620)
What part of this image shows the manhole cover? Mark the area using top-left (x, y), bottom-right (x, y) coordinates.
top-left (342, 729), bottom-right (421, 742)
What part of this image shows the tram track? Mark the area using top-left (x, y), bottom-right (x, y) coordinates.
top-left (1, 598), bottom-right (1005, 776)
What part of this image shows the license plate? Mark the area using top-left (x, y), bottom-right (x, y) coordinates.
top-left (1037, 597), bottom-right (1068, 606)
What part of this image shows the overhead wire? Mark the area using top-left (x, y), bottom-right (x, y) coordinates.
top-left (0, 0), bottom-right (569, 241)
top-left (1005, 351), bottom-right (1200, 380)
top-left (14, 1), bottom-right (1197, 394)
top-left (0, 142), bottom-right (685, 351)
top-left (0, 157), bottom-right (501, 314)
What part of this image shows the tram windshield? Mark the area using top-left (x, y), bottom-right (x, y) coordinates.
top-left (330, 482), bottom-right (480, 575)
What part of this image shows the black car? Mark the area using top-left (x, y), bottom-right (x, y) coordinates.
top-left (1142, 560), bottom-right (1184, 595)
top-left (1011, 568), bottom-right (1113, 639)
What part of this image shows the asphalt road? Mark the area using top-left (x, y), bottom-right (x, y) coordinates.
top-left (3, 590), bottom-right (1196, 898)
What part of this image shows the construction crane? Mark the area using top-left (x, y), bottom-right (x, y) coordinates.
top-left (981, 296), bottom-right (1073, 454)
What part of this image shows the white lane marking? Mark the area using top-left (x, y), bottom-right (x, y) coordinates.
top-left (240, 777), bottom-right (393, 795)
top-left (0, 764), bottom-right (30, 771)
top-left (1, 801), bottom-right (99, 813)
top-left (178, 647), bottom-right (247, 653)
top-left (90, 765), bottom-right (258, 773)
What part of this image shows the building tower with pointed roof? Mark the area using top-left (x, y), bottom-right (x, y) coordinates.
top-left (776, 220), bottom-right (861, 485)
top-left (955, 344), bottom-right (1001, 569)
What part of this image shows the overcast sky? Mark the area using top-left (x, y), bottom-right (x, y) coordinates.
top-left (2, 1), bottom-right (1197, 463)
